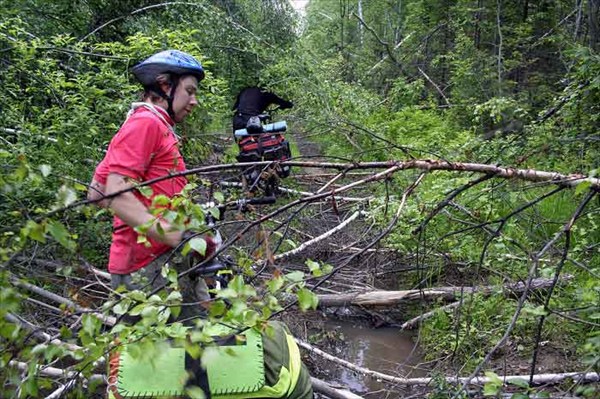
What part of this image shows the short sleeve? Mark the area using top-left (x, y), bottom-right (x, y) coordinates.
top-left (93, 157), bottom-right (109, 185)
top-left (105, 115), bottom-right (164, 181)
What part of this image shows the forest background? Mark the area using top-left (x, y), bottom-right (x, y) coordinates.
top-left (1, 0), bottom-right (599, 398)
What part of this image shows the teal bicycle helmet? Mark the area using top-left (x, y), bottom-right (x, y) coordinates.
top-left (132, 50), bottom-right (205, 118)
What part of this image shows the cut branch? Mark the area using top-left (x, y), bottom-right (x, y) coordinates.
top-left (296, 339), bottom-right (599, 386)
top-left (14, 159), bottom-right (598, 234)
top-left (275, 210), bottom-right (363, 261)
top-left (401, 301), bottom-right (461, 330)
top-left (315, 276), bottom-right (572, 308)
top-left (310, 377), bottom-right (365, 399)
top-left (11, 275), bottom-right (116, 326)
top-left (8, 360), bottom-right (104, 384)
top-left (14, 256), bottom-right (110, 280)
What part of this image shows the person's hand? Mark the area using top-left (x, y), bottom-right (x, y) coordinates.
top-left (281, 100), bottom-right (294, 109)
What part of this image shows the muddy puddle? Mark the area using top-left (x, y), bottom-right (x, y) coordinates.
top-left (321, 320), bottom-right (427, 395)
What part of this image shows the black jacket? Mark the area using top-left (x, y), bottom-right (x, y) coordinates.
top-left (232, 87), bottom-right (293, 130)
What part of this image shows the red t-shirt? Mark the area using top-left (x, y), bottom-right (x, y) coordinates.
top-left (95, 105), bottom-right (187, 274)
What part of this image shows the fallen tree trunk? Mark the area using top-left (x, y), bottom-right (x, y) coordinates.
top-left (315, 276), bottom-right (572, 307)
top-left (297, 339), bottom-right (599, 387)
top-left (13, 256), bottom-right (110, 280)
top-left (310, 377), bottom-right (365, 399)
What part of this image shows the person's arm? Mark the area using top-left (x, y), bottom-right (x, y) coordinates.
top-left (87, 177), bottom-right (108, 208)
top-left (105, 173), bottom-right (182, 247)
top-left (264, 91), bottom-right (293, 109)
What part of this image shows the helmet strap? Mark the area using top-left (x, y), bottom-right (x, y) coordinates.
top-left (147, 74), bottom-right (181, 120)
top-left (165, 75), bottom-right (180, 120)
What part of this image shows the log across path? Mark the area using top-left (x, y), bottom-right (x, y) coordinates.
top-left (314, 276), bottom-right (572, 307)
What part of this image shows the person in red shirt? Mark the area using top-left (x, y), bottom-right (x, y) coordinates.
top-left (90, 50), bottom-right (214, 294)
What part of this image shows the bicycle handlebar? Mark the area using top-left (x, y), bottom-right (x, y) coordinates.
top-left (191, 196), bottom-right (276, 279)
top-left (204, 196), bottom-right (276, 225)
top-left (194, 260), bottom-right (229, 275)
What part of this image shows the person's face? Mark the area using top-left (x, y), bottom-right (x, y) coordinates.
top-left (169, 75), bottom-right (199, 123)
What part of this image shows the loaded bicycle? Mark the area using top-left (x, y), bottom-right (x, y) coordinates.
top-left (234, 108), bottom-right (293, 197)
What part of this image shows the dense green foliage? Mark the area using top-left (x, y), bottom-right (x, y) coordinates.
top-left (1, 0), bottom-right (599, 398)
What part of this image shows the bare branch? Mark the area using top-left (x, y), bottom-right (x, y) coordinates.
top-left (310, 377), bottom-right (365, 399)
top-left (529, 190), bottom-right (597, 383)
top-left (454, 189), bottom-right (597, 397)
top-left (8, 360), bottom-right (104, 383)
top-left (296, 340), bottom-right (599, 386)
top-left (275, 210), bottom-right (363, 261)
top-left (10, 274), bottom-right (116, 326)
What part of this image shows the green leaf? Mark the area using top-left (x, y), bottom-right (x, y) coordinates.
top-left (138, 185), bottom-right (153, 198)
top-left (213, 191), bottom-right (225, 203)
top-left (484, 371), bottom-right (502, 383)
top-left (305, 259), bottom-right (320, 273)
top-left (127, 290), bottom-right (147, 302)
top-left (285, 271), bottom-right (305, 283)
top-left (47, 220), bottom-right (76, 251)
top-left (31, 343), bottom-right (48, 356)
top-left (137, 234), bottom-right (149, 245)
top-left (111, 324), bottom-right (126, 334)
top-left (483, 383), bottom-right (500, 396)
top-left (209, 207), bottom-right (221, 220)
top-left (148, 294), bottom-right (162, 304)
top-left (24, 220), bottom-right (46, 243)
top-left (166, 267), bottom-right (179, 284)
top-left (56, 184), bottom-right (78, 207)
top-left (141, 305), bottom-right (158, 325)
top-left (242, 309), bottom-right (260, 326)
top-left (82, 314), bottom-right (100, 336)
top-left (322, 263), bottom-right (333, 274)
top-left (508, 378), bottom-right (529, 388)
top-left (165, 290), bottom-right (182, 303)
top-left (208, 300), bottom-right (227, 317)
top-left (297, 287), bottom-right (318, 311)
top-left (189, 237), bottom-right (207, 256)
top-left (113, 303), bottom-right (128, 315)
top-left (523, 305), bottom-right (548, 316)
top-left (267, 276), bottom-right (284, 293)
top-left (59, 325), bottom-right (73, 339)
top-left (129, 304), bottom-right (146, 316)
top-left (152, 194), bottom-right (170, 206)
top-left (156, 222), bottom-right (165, 236)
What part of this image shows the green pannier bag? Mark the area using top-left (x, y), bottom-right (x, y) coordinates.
top-left (107, 321), bottom-right (312, 399)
